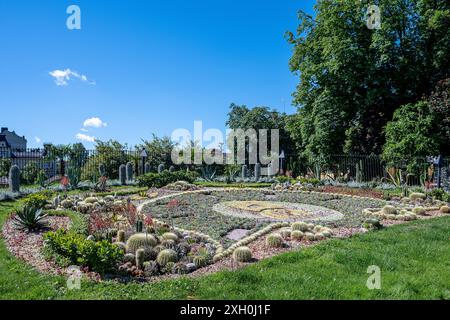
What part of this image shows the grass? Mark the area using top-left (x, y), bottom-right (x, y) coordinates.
top-left (0, 200), bottom-right (449, 300)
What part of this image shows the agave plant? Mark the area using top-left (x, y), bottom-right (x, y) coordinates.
top-left (13, 205), bottom-right (49, 231)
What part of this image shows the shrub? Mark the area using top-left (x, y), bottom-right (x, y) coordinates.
top-left (266, 234), bottom-right (283, 248)
top-left (429, 188), bottom-right (445, 201)
top-left (156, 249), bottom-right (178, 266)
top-left (23, 191), bottom-right (53, 209)
top-left (233, 246), bottom-right (252, 262)
top-left (44, 229), bottom-right (123, 274)
top-left (21, 162), bottom-right (40, 185)
top-left (13, 205), bottom-right (48, 231)
top-left (137, 170), bottom-right (198, 188)
top-left (126, 233), bottom-right (157, 253)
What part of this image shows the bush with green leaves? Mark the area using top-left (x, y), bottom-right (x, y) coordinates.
top-left (44, 229), bottom-right (123, 274)
top-left (23, 191), bottom-right (53, 208)
top-left (21, 162), bottom-right (40, 185)
top-left (137, 170), bottom-right (198, 188)
top-left (13, 205), bottom-right (48, 231)
top-left (0, 158), bottom-right (12, 177)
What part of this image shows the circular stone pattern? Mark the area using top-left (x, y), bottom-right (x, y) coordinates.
top-left (213, 200), bottom-right (344, 222)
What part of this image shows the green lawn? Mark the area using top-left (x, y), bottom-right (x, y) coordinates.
top-left (0, 200), bottom-right (449, 300)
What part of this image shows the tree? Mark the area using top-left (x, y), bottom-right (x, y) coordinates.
top-left (428, 78), bottom-right (450, 152)
top-left (382, 100), bottom-right (439, 172)
top-left (226, 103), bottom-right (296, 162)
top-left (137, 134), bottom-right (176, 171)
top-left (286, 0), bottom-right (450, 158)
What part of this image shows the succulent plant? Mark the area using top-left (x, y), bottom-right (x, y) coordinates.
top-left (13, 205), bottom-right (48, 231)
top-left (99, 163), bottom-right (106, 177)
top-left (233, 246), bottom-right (252, 262)
top-left (119, 164), bottom-right (127, 185)
top-left (193, 255), bottom-right (209, 268)
top-left (136, 248), bottom-right (145, 270)
top-left (156, 249), bottom-right (178, 266)
top-left (176, 242), bottom-right (191, 256)
top-left (117, 230), bottom-right (126, 243)
top-left (123, 253), bottom-right (135, 264)
top-left (8, 165), bottom-right (20, 193)
top-left (280, 229), bottom-right (291, 239)
top-left (162, 232), bottom-right (178, 242)
top-left (314, 233), bottom-right (326, 241)
top-left (305, 232), bottom-right (315, 241)
top-left (143, 261), bottom-right (159, 276)
top-left (161, 239), bottom-right (177, 250)
top-left (291, 230), bottom-right (304, 240)
top-left (440, 205), bottom-right (450, 213)
top-left (291, 222), bottom-right (308, 232)
top-left (412, 207), bottom-right (426, 216)
top-left (172, 262), bottom-right (188, 275)
top-left (409, 192), bottom-right (426, 201)
top-left (213, 253), bottom-right (224, 263)
top-left (126, 162), bottom-right (134, 181)
top-left (113, 241), bottom-right (127, 252)
top-left (266, 234), bottom-right (283, 248)
top-left (142, 246), bottom-right (158, 261)
top-left (126, 233), bottom-right (157, 253)
top-left (382, 205), bottom-right (398, 215)
top-left (158, 164), bottom-right (165, 173)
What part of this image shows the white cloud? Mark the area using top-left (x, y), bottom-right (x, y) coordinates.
top-left (80, 128), bottom-right (89, 132)
top-left (35, 137), bottom-right (41, 143)
top-left (49, 69), bottom-right (96, 86)
top-left (83, 117), bottom-right (107, 128)
top-left (76, 133), bottom-right (96, 143)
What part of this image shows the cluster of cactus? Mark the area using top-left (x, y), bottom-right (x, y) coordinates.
top-left (8, 165), bottom-right (20, 193)
top-left (126, 162), bottom-right (134, 181)
top-left (113, 241), bottom-right (127, 252)
top-left (266, 234), bottom-right (284, 248)
top-left (126, 233), bottom-right (158, 253)
top-left (233, 246), bottom-right (252, 262)
top-left (290, 222), bottom-right (333, 241)
top-left (365, 205), bottom-right (419, 221)
top-left (409, 192), bottom-right (426, 201)
top-left (119, 164), bottom-right (127, 185)
top-left (156, 249), bottom-right (178, 266)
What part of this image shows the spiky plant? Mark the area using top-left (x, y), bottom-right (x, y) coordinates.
top-left (233, 246), bottom-right (252, 262)
top-left (193, 255), bottom-right (209, 268)
top-left (291, 230), bottom-right (304, 240)
top-left (136, 248), bottom-right (145, 270)
top-left (440, 205), bottom-right (450, 213)
top-left (162, 232), bottom-right (178, 242)
top-left (126, 233), bottom-right (157, 253)
top-left (382, 205), bottom-right (398, 215)
top-left (412, 207), bottom-right (426, 216)
top-left (156, 249), bottom-right (178, 266)
top-left (280, 229), bottom-right (291, 239)
top-left (172, 262), bottom-right (188, 275)
top-left (117, 230), bottom-right (126, 243)
top-left (13, 205), bottom-right (48, 231)
top-left (410, 192), bottom-right (426, 201)
top-left (143, 261), bottom-right (159, 276)
top-left (292, 222), bottom-right (308, 232)
top-left (266, 234), bottom-right (283, 248)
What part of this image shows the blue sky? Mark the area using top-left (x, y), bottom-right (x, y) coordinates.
top-left (0, 0), bottom-right (314, 148)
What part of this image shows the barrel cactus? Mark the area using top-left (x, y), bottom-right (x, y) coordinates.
top-left (126, 162), bottom-right (134, 181)
top-left (266, 234), bottom-right (283, 248)
top-left (117, 230), bottom-right (126, 243)
top-left (382, 205), bottom-right (398, 215)
top-left (409, 192), bottom-right (426, 201)
top-left (412, 207), bottom-right (426, 216)
top-left (8, 165), bottom-right (20, 193)
top-left (292, 222), bottom-right (308, 232)
top-left (156, 249), bottom-right (178, 266)
top-left (172, 262), bottom-right (188, 275)
top-left (158, 164), bottom-right (165, 173)
top-left (192, 255), bottom-right (209, 268)
top-left (119, 164), bottom-right (127, 185)
top-left (280, 229), bottom-right (291, 239)
top-left (98, 163), bottom-right (106, 177)
top-left (291, 230), bottom-right (304, 240)
top-left (233, 246), bottom-right (252, 262)
top-left (162, 232), bottom-right (178, 242)
top-left (136, 248), bottom-right (145, 270)
top-left (126, 233), bottom-right (157, 253)
top-left (440, 205), bottom-right (450, 213)
top-left (254, 163), bottom-right (261, 181)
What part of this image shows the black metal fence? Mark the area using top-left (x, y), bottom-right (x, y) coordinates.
top-left (0, 147), bottom-right (448, 188)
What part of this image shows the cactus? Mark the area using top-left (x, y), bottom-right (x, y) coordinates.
top-left (126, 162), bottom-right (134, 181)
top-left (136, 248), bottom-right (145, 270)
top-left (254, 163), bottom-right (261, 181)
top-left (162, 232), bottom-right (178, 242)
top-left (161, 239), bottom-right (176, 249)
top-left (8, 165), bottom-right (20, 193)
top-left (99, 163), bottom-right (106, 177)
top-left (123, 253), bottom-right (135, 264)
top-left (143, 261), bottom-right (158, 276)
top-left (193, 255), bottom-right (209, 268)
top-left (382, 205), bottom-right (398, 215)
top-left (172, 262), bottom-right (188, 275)
top-left (135, 219), bottom-right (143, 233)
top-left (117, 230), bottom-right (126, 243)
top-left (304, 232), bottom-right (315, 241)
top-left (156, 249), bottom-right (178, 266)
top-left (169, 165), bottom-right (175, 173)
top-left (280, 229), bottom-right (291, 239)
top-left (233, 246), bottom-right (252, 262)
top-left (291, 222), bottom-right (308, 232)
top-left (266, 234), bottom-right (283, 248)
top-left (291, 230), bottom-right (304, 240)
top-left (158, 164), bottom-right (165, 173)
top-left (142, 247), bottom-right (158, 261)
top-left (119, 164), bottom-right (127, 185)
top-left (409, 192), bottom-right (426, 201)
top-left (126, 233), bottom-right (157, 253)
top-left (113, 241), bottom-right (127, 252)
top-left (242, 165), bottom-right (247, 179)
top-left (144, 162), bottom-right (151, 174)
top-left (412, 207), bottom-right (426, 216)
top-left (440, 205), bottom-right (450, 213)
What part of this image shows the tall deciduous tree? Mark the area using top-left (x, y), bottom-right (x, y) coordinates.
top-left (286, 0), bottom-right (450, 159)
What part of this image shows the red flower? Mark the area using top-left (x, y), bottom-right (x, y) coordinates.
top-left (144, 213), bottom-right (153, 226)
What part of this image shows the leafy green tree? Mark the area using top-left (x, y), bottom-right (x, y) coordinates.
top-left (382, 101), bottom-right (439, 172)
top-left (286, 0), bottom-right (450, 158)
top-left (0, 158), bottom-right (11, 177)
top-left (137, 134), bottom-right (176, 171)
